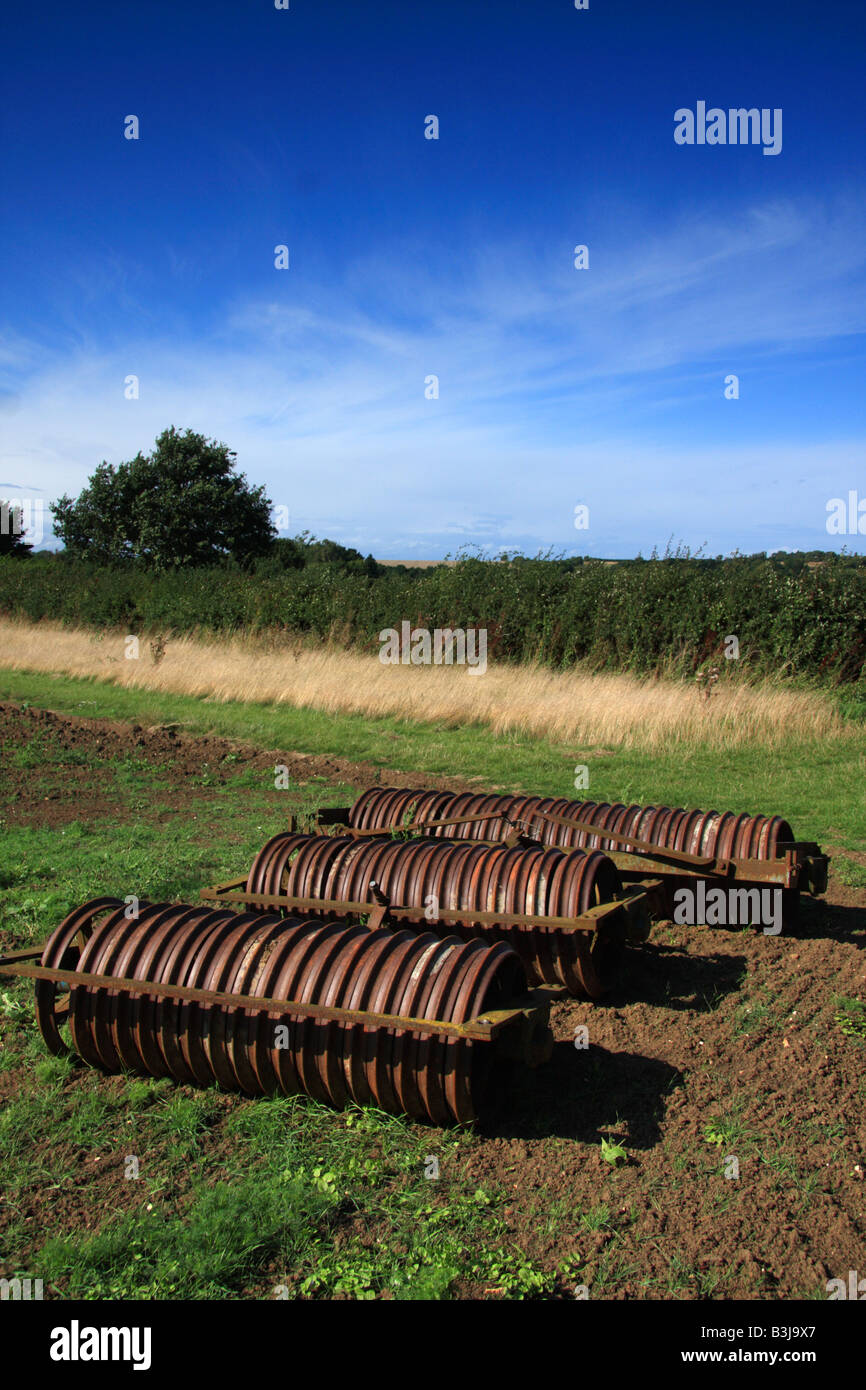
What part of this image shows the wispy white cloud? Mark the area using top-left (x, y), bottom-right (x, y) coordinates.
top-left (1, 195), bottom-right (864, 556)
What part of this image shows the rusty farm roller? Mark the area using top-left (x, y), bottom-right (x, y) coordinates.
top-left (0, 899), bottom-right (553, 1125)
top-left (314, 788), bottom-right (829, 925)
top-left (199, 831), bottom-right (660, 998)
top-left (1, 788), bottom-right (825, 1128)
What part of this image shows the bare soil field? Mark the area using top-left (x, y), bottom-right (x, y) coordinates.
top-left (0, 701), bottom-right (485, 829)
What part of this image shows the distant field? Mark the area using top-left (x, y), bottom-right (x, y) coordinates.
top-left (376, 559), bottom-right (458, 568)
top-left (376, 560), bottom-right (619, 568)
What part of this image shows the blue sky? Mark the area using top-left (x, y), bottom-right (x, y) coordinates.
top-left (1, 0), bottom-right (864, 557)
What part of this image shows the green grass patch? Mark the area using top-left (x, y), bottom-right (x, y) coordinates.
top-left (1, 669), bottom-right (864, 850)
top-left (833, 996), bottom-right (866, 1041)
top-left (39, 1171), bottom-right (335, 1300)
top-left (34, 1097), bottom-right (558, 1300)
top-left (832, 858), bottom-right (866, 890)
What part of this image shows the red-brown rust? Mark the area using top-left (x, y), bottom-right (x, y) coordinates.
top-left (244, 831), bottom-right (628, 997)
top-left (346, 788), bottom-right (795, 861)
top-left (34, 899), bottom-right (528, 1124)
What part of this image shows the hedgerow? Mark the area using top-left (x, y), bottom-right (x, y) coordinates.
top-left (1, 551), bottom-right (864, 685)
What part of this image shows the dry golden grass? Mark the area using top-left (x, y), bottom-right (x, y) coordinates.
top-left (0, 617), bottom-right (854, 750)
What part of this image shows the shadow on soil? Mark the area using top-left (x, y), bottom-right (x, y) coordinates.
top-left (790, 898), bottom-right (866, 945)
top-left (480, 1041), bottom-right (681, 1145)
top-left (607, 943), bottom-right (747, 1012)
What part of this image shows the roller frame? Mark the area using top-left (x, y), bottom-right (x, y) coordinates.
top-left (197, 875), bottom-right (660, 943)
top-left (0, 947), bottom-right (549, 1049)
top-left (312, 806), bottom-right (829, 897)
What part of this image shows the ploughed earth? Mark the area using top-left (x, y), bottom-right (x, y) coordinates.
top-left (1, 701), bottom-right (864, 1300)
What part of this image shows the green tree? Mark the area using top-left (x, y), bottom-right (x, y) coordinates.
top-left (255, 532), bottom-right (382, 576)
top-left (0, 501), bottom-right (34, 556)
top-left (51, 427), bottom-right (275, 569)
